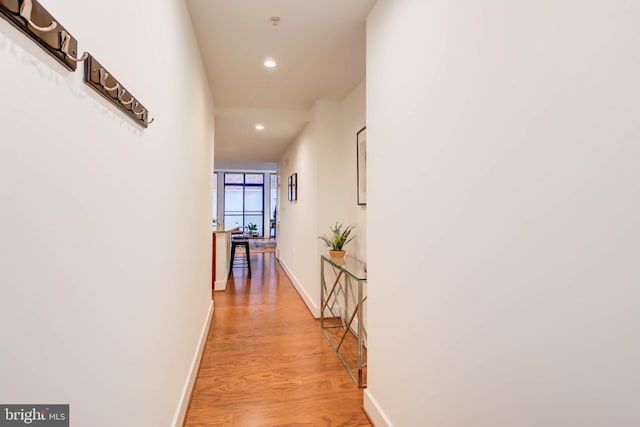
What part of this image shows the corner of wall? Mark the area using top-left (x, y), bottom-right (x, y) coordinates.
top-left (364, 390), bottom-right (394, 427)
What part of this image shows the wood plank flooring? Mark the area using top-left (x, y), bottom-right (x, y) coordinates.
top-left (184, 252), bottom-right (372, 427)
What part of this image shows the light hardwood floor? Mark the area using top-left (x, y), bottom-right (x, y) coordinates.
top-left (184, 252), bottom-right (372, 427)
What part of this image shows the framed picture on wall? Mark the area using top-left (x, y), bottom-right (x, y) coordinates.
top-left (287, 175), bottom-right (293, 201)
top-left (357, 126), bottom-right (367, 205)
top-left (291, 173), bottom-right (297, 201)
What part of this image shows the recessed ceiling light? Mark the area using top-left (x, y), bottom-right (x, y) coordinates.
top-left (264, 58), bottom-right (277, 68)
top-left (255, 124), bottom-right (265, 131)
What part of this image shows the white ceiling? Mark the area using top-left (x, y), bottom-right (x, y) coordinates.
top-left (185, 0), bottom-right (376, 164)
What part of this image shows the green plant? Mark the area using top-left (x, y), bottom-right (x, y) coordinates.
top-left (319, 222), bottom-right (356, 251)
top-left (247, 222), bottom-right (258, 232)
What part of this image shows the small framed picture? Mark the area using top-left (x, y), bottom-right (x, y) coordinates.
top-left (291, 173), bottom-right (297, 201)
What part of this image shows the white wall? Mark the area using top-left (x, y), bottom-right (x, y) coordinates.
top-left (0, 1), bottom-right (215, 426)
top-left (278, 84), bottom-right (367, 316)
top-left (341, 81), bottom-right (367, 260)
top-left (365, 1), bottom-right (640, 426)
top-left (278, 111), bottom-right (321, 313)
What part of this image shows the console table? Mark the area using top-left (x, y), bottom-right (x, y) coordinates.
top-left (320, 254), bottom-right (367, 387)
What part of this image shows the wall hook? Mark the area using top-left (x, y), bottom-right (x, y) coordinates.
top-left (84, 55), bottom-right (153, 128)
top-left (59, 30), bottom-right (87, 62)
top-left (133, 108), bottom-right (155, 126)
top-left (133, 107), bottom-right (145, 117)
top-left (116, 87), bottom-right (129, 103)
top-left (98, 68), bottom-right (119, 92)
top-left (118, 90), bottom-right (134, 106)
top-left (20, 0), bottom-right (57, 32)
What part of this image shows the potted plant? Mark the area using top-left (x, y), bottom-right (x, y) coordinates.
top-left (247, 222), bottom-right (258, 236)
top-left (319, 222), bottom-right (356, 259)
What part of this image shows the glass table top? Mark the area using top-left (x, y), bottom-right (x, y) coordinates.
top-left (321, 254), bottom-right (367, 281)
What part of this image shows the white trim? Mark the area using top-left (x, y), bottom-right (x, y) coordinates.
top-left (278, 257), bottom-right (320, 318)
top-left (364, 390), bottom-right (394, 427)
top-left (171, 300), bottom-right (214, 427)
top-left (214, 278), bottom-right (228, 291)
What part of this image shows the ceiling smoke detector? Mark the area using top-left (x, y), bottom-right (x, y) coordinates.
top-left (270, 16), bottom-right (281, 26)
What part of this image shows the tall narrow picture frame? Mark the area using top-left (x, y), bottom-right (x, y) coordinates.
top-left (357, 126), bottom-right (367, 205)
top-left (287, 173), bottom-right (298, 202)
top-left (291, 173), bottom-right (298, 201)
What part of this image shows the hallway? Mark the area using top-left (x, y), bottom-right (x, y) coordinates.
top-left (184, 252), bottom-right (372, 426)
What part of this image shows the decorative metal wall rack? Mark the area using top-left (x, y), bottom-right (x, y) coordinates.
top-left (84, 55), bottom-right (154, 128)
top-left (1, 0), bottom-right (154, 128)
top-left (0, 0), bottom-right (85, 71)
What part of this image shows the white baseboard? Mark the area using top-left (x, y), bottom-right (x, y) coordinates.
top-left (214, 277), bottom-right (228, 291)
top-left (171, 300), bottom-right (214, 427)
top-left (364, 390), bottom-right (394, 427)
top-left (278, 258), bottom-right (320, 318)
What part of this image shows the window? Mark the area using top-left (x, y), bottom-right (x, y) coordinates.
top-left (269, 174), bottom-right (277, 237)
top-left (223, 173), bottom-right (264, 236)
